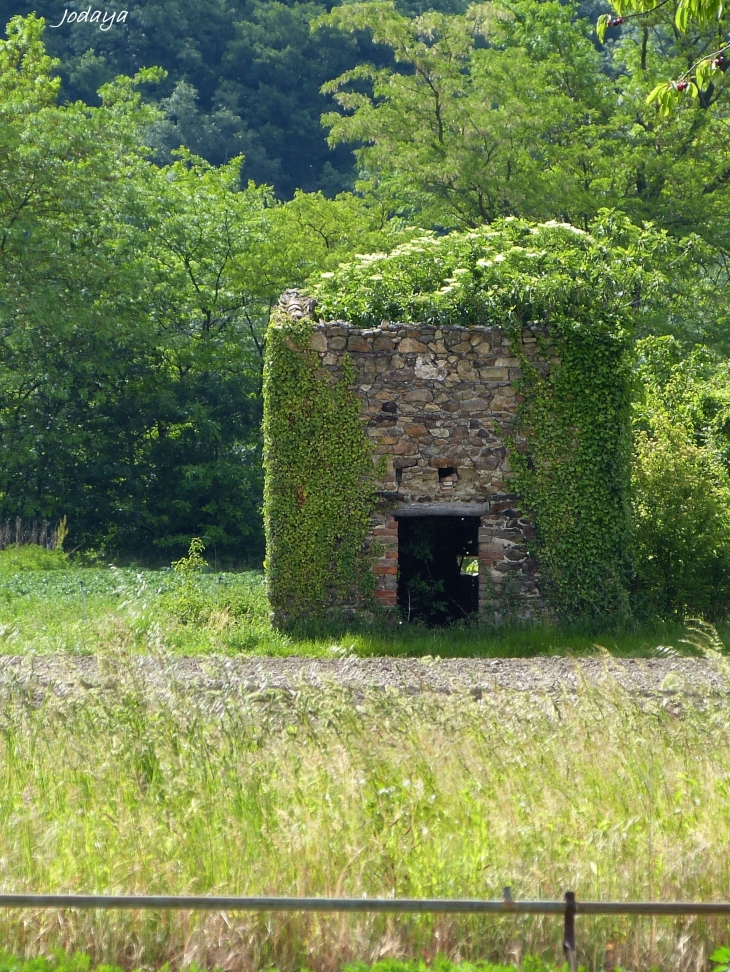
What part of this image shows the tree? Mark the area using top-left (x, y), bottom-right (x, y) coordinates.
top-left (113, 152), bottom-right (290, 558)
top-left (317, 0), bottom-right (730, 335)
top-left (594, 0), bottom-right (730, 112)
top-left (146, 80), bottom-right (252, 168)
top-left (632, 336), bottom-right (730, 618)
top-left (0, 14), bottom-right (410, 561)
top-left (0, 16), bottom-right (163, 551)
top-left (0, 0), bottom-right (387, 197)
top-left (317, 1), bottom-right (651, 230)
top-left (274, 187), bottom-right (415, 273)
top-left (0, 16), bottom-right (286, 561)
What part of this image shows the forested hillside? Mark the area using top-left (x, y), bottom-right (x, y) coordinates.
top-left (0, 0), bottom-right (472, 197)
top-left (3, 0), bottom-right (730, 617)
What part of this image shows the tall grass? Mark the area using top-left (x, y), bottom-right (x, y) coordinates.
top-left (0, 651), bottom-right (729, 972)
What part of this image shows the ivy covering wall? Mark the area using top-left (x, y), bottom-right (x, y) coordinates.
top-left (263, 316), bottom-right (377, 626)
top-left (266, 216), bottom-right (651, 624)
top-left (510, 329), bottom-right (632, 619)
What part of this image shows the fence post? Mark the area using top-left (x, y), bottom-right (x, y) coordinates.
top-left (563, 891), bottom-right (577, 972)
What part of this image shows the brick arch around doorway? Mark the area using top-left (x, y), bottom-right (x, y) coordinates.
top-left (372, 503), bottom-right (539, 624)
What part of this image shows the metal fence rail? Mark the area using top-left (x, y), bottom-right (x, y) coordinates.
top-left (0, 893), bottom-right (729, 915)
top-left (1, 891), bottom-right (728, 972)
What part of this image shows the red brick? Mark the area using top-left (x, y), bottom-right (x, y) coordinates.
top-left (374, 590), bottom-right (397, 605)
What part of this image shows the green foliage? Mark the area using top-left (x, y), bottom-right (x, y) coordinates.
top-left (309, 217), bottom-right (639, 621)
top-left (710, 947), bottom-right (730, 972)
top-left (161, 573), bottom-right (263, 630)
top-left (633, 336), bottom-right (730, 462)
top-left (163, 538), bottom-right (210, 622)
top-left (112, 152), bottom-right (281, 560)
top-left (0, 562), bottom-right (279, 654)
top-left (171, 537), bottom-right (208, 576)
top-left (632, 426), bottom-right (730, 619)
top-left (0, 954), bottom-right (568, 972)
top-left (0, 20), bottom-right (292, 564)
top-left (274, 189), bottom-right (416, 274)
top-left (0, 16), bottom-right (422, 564)
top-left (632, 336), bottom-right (730, 619)
top-left (319, 0), bottom-right (615, 230)
top-left (0, 954), bottom-right (100, 972)
top-left (0, 558), bottom-right (726, 655)
top-left (513, 330), bottom-right (633, 620)
top-left (0, 545), bottom-right (71, 573)
top-left (263, 316), bottom-right (378, 627)
top-left (318, 0), bottom-right (730, 316)
top-left (599, 0), bottom-right (730, 103)
top-left (309, 216), bottom-right (659, 329)
top-left (0, 0), bottom-right (375, 198)
top-left (0, 0), bottom-right (476, 199)
top-left (617, 0), bottom-right (723, 31)
top-left (6, 0), bottom-right (730, 607)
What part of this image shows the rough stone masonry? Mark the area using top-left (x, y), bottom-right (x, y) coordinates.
top-left (278, 292), bottom-right (555, 621)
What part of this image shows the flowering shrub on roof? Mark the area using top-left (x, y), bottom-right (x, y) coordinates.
top-left (308, 214), bottom-right (666, 337)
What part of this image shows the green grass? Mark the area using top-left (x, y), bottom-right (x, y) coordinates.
top-left (0, 546), bottom-right (725, 657)
top-left (0, 664), bottom-right (729, 971)
top-left (0, 955), bottom-right (587, 972)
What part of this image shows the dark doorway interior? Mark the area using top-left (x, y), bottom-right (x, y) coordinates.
top-left (397, 516), bottom-right (479, 625)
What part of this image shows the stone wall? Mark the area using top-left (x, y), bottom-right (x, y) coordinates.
top-left (306, 319), bottom-right (554, 621)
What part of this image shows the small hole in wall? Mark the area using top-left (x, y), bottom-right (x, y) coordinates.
top-left (395, 467), bottom-right (403, 484)
top-left (438, 467), bottom-right (457, 490)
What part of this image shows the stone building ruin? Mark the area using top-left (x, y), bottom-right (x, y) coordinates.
top-left (273, 291), bottom-right (555, 623)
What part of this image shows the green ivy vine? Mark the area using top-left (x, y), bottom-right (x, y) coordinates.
top-left (508, 329), bottom-right (632, 621)
top-left (263, 312), bottom-right (377, 627)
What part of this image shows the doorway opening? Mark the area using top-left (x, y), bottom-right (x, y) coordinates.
top-left (396, 516), bottom-right (480, 625)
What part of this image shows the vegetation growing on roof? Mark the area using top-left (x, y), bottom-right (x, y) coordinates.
top-left (308, 215), bottom-right (661, 332)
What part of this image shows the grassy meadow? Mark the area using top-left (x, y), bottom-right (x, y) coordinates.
top-left (0, 656), bottom-right (729, 972)
top-left (2, 545), bottom-right (730, 972)
top-left (0, 546), bottom-right (725, 658)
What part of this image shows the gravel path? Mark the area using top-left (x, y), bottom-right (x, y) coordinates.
top-left (0, 654), bottom-right (727, 703)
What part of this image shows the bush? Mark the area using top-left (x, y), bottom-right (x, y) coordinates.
top-left (161, 538), bottom-right (268, 627)
top-left (0, 544), bottom-right (72, 573)
top-left (632, 425), bottom-right (730, 619)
